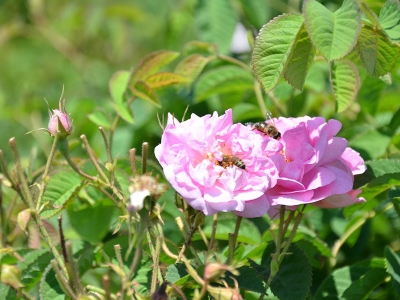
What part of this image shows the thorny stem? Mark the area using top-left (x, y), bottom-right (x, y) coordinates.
top-left (66, 242), bottom-right (84, 296)
top-left (80, 134), bottom-right (109, 183)
top-left (0, 150), bottom-right (16, 187)
top-left (282, 210), bottom-right (295, 239)
top-left (9, 138), bottom-right (68, 279)
top-left (150, 236), bottom-right (163, 294)
top-left (36, 133), bottom-right (60, 212)
top-left (276, 206), bottom-right (286, 255)
top-left (58, 216), bottom-right (68, 263)
top-left (51, 260), bottom-right (76, 299)
top-left (227, 216), bottom-right (242, 264)
top-left (197, 225), bottom-right (209, 247)
top-left (102, 275), bottom-right (111, 300)
top-left (129, 148), bottom-right (137, 177)
top-left (141, 142), bottom-right (149, 174)
top-left (99, 127), bottom-right (112, 163)
top-left (113, 244), bottom-right (127, 278)
top-left (207, 214), bottom-right (218, 257)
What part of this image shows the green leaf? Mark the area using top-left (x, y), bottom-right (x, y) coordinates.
top-left (330, 60), bottom-right (360, 112)
top-left (109, 70), bottom-right (130, 104)
top-left (68, 203), bottom-right (117, 244)
top-left (385, 246), bottom-right (400, 295)
top-left (366, 159), bottom-right (400, 178)
top-left (232, 103), bottom-right (264, 122)
top-left (39, 264), bottom-right (64, 300)
top-left (340, 268), bottom-right (387, 300)
top-left (131, 81), bottom-right (161, 107)
top-left (238, 0), bottom-right (270, 29)
top-left (165, 263), bottom-right (189, 285)
top-left (303, 0), bottom-right (361, 60)
top-left (379, 0), bottom-right (400, 41)
top-left (195, 65), bottom-right (254, 102)
top-left (183, 41), bottom-right (218, 56)
top-left (389, 108), bottom-right (400, 135)
top-left (295, 240), bottom-right (325, 269)
top-left (197, 0), bottom-right (238, 54)
top-left (357, 76), bottom-right (386, 115)
top-left (359, 173), bottom-right (400, 202)
top-left (349, 130), bottom-right (392, 159)
top-left (129, 50), bottom-right (180, 85)
top-left (252, 13), bottom-right (305, 92)
top-left (87, 109), bottom-right (111, 129)
top-left (360, 1), bottom-right (380, 26)
top-left (174, 54), bottom-right (210, 84)
top-left (201, 214), bottom-right (261, 245)
top-left (313, 258), bottom-right (386, 299)
top-left (145, 72), bottom-right (189, 89)
top-left (75, 244), bottom-right (94, 276)
top-left (225, 266), bottom-right (265, 293)
top-left (111, 102), bottom-right (134, 124)
top-left (0, 283), bottom-right (17, 300)
top-left (357, 26), bottom-right (400, 77)
top-left (270, 244), bottom-right (312, 300)
top-left (283, 23), bottom-right (315, 91)
top-left (41, 170), bottom-right (82, 219)
top-left (19, 250), bottom-right (53, 291)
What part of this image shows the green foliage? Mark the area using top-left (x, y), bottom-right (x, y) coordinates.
top-left (1, 0), bottom-right (400, 299)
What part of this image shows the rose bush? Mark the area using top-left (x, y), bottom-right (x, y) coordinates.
top-left (155, 109), bottom-right (280, 217)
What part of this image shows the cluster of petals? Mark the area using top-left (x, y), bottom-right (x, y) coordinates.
top-left (154, 110), bottom-right (280, 217)
top-left (155, 110), bottom-right (366, 218)
top-left (265, 116), bottom-right (366, 210)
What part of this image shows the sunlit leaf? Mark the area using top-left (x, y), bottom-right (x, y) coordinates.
top-left (109, 70), bottom-right (130, 103)
top-left (87, 109), bottom-right (111, 129)
top-left (166, 263), bottom-right (190, 285)
top-left (19, 250), bottom-right (53, 291)
top-left (357, 26), bottom-right (400, 77)
top-left (303, 0), bottom-right (361, 60)
top-left (313, 258), bottom-right (386, 299)
top-left (379, 0), bottom-right (400, 41)
top-left (283, 23), bottom-right (315, 91)
top-left (145, 72), bottom-right (189, 89)
top-left (252, 13), bottom-right (305, 92)
top-left (195, 66), bottom-right (253, 102)
top-left (174, 54), bottom-right (210, 84)
top-left (131, 81), bottom-right (161, 107)
top-left (111, 102), bottom-right (134, 124)
top-left (129, 50), bottom-right (180, 85)
top-left (330, 60), bottom-right (360, 112)
top-left (41, 170), bottom-right (82, 219)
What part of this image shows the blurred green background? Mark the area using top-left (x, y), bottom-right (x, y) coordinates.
top-left (1, 0), bottom-right (399, 165)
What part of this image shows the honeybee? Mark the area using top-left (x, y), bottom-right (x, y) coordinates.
top-left (246, 111), bottom-right (281, 140)
top-left (215, 155), bottom-right (246, 170)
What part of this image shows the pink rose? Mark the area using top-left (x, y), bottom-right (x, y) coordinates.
top-left (264, 116), bottom-right (366, 209)
top-left (155, 109), bottom-right (280, 217)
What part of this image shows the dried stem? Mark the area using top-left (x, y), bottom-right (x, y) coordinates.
top-left (129, 148), bottom-right (137, 177)
top-left (99, 127), bottom-right (112, 163)
top-left (80, 134), bottom-right (109, 183)
top-left (141, 142), bottom-right (149, 174)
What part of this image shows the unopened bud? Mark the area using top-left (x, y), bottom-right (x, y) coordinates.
top-left (204, 262), bottom-right (239, 281)
top-left (1, 264), bottom-right (22, 289)
top-left (48, 109), bottom-right (73, 137)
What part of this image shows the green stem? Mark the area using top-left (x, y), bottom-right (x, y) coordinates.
top-left (99, 127), bottom-right (112, 163)
top-left (276, 206), bottom-right (286, 255)
top-left (330, 212), bottom-right (373, 267)
top-left (36, 133), bottom-right (60, 211)
top-left (86, 285), bottom-right (117, 300)
top-left (227, 216), bottom-right (242, 264)
top-left (150, 236), bottom-right (163, 293)
top-left (0, 179), bottom-right (5, 247)
top-left (80, 134), bottom-right (110, 183)
top-left (254, 80), bottom-right (267, 118)
top-left (218, 54), bottom-right (252, 72)
top-left (66, 242), bottom-right (84, 295)
top-left (207, 214), bottom-right (218, 255)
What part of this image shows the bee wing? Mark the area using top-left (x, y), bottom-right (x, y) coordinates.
top-left (265, 110), bottom-right (275, 125)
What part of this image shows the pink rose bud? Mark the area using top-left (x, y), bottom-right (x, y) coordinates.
top-left (48, 109), bottom-right (73, 137)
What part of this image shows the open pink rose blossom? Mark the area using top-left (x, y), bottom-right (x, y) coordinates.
top-left (155, 109), bottom-right (280, 217)
top-left (263, 116), bottom-right (366, 210)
